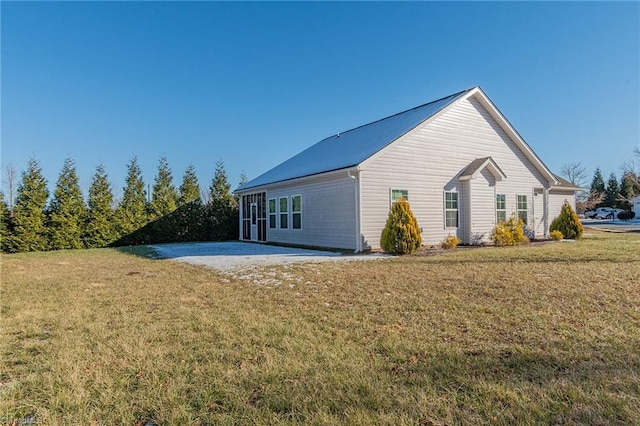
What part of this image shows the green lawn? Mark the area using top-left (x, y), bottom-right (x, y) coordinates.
top-left (2, 231), bottom-right (639, 425)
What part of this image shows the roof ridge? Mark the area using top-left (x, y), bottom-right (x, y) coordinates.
top-left (330, 88), bottom-right (471, 139)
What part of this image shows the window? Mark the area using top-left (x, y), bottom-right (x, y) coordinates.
top-left (496, 194), bottom-right (506, 223)
top-left (444, 192), bottom-right (458, 228)
top-left (391, 189), bottom-right (408, 204)
top-left (517, 195), bottom-right (528, 225)
top-left (279, 197), bottom-right (288, 229)
top-left (268, 198), bottom-right (277, 229)
top-left (292, 195), bottom-right (302, 229)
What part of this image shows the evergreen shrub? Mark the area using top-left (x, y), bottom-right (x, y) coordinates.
top-left (441, 234), bottom-right (461, 249)
top-left (549, 201), bottom-right (583, 239)
top-left (617, 211), bottom-right (636, 221)
top-left (380, 197), bottom-right (421, 255)
top-left (491, 214), bottom-right (529, 246)
top-left (550, 230), bottom-right (563, 241)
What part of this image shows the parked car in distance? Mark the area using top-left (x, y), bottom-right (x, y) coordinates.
top-left (585, 207), bottom-right (613, 219)
top-left (596, 208), bottom-right (624, 220)
top-left (584, 209), bottom-right (598, 219)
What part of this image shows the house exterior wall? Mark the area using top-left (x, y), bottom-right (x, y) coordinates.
top-left (469, 169), bottom-right (497, 244)
top-left (360, 96), bottom-right (550, 248)
top-left (548, 190), bottom-right (577, 222)
top-left (260, 172), bottom-right (357, 250)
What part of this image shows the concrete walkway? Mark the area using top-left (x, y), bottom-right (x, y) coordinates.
top-left (149, 241), bottom-right (389, 272)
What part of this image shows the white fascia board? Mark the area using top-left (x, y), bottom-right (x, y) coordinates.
top-left (466, 88), bottom-right (559, 187)
top-left (234, 166), bottom-right (359, 194)
top-left (459, 157), bottom-right (507, 181)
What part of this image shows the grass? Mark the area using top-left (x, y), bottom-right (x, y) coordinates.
top-left (1, 230), bottom-right (639, 425)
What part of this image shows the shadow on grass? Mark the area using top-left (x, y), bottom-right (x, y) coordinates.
top-left (384, 340), bottom-right (638, 423)
top-left (114, 245), bottom-right (160, 259)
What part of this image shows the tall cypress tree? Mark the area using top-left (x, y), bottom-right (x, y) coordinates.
top-left (590, 168), bottom-right (605, 196)
top-left (619, 172), bottom-right (638, 210)
top-left (150, 156), bottom-right (178, 218)
top-left (605, 172), bottom-right (620, 208)
top-left (207, 160), bottom-right (238, 240)
top-left (4, 159), bottom-right (49, 252)
top-left (83, 164), bottom-right (117, 248)
top-left (116, 156), bottom-right (148, 236)
top-left (0, 192), bottom-right (8, 251)
top-left (178, 164), bottom-right (201, 206)
top-left (48, 158), bottom-right (86, 250)
top-left (208, 160), bottom-right (234, 206)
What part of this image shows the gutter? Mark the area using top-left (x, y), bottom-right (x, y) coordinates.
top-left (348, 167), bottom-right (362, 253)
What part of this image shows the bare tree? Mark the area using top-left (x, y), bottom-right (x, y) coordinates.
top-left (560, 162), bottom-right (587, 187)
top-left (4, 162), bottom-right (17, 215)
top-left (578, 190), bottom-right (606, 213)
top-left (561, 162), bottom-right (589, 212)
top-left (622, 147), bottom-right (640, 187)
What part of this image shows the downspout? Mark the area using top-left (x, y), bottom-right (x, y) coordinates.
top-left (238, 194), bottom-right (244, 241)
top-left (543, 187), bottom-right (550, 238)
top-left (348, 169), bottom-right (362, 253)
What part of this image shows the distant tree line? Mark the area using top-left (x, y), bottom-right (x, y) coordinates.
top-left (0, 156), bottom-right (247, 253)
top-left (561, 147), bottom-right (640, 213)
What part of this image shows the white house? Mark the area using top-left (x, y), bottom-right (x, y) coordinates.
top-left (235, 87), bottom-right (579, 251)
top-left (631, 195), bottom-right (640, 217)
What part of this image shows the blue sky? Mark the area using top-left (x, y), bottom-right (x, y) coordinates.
top-left (2, 1), bottom-right (638, 200)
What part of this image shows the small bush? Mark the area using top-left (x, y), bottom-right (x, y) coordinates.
top-left (550, 201), bottom-right (583, 239)
top-left (380, 197), bottom-right (421, 255)
top-left (491, 214), bottom-right (529, 246)
top-left (441, 234), bottom-right (461, 249)
top-left (550, 230), bottom-right (563, 241)
top-left (618, 211), bottom-right (636, 221)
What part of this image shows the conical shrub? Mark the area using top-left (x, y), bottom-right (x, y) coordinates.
top-left (550, 200), bottom-right (583, 239)
top-left (380, 197), bottom-right (421, 254)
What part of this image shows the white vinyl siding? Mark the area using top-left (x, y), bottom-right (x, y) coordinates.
top-left (360, 96), bottom-right (548, 247)
top-left (265, 174), bottom-right (356, 249)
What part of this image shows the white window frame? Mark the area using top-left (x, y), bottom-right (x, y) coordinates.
top-left (496, 194), bottom-right (507, 223)
top-left (291, 194), bottom-right (302, 230)
top-left (268, 198), bottom-right (277, 229)
top-left (279, 196), bottom-right (289, 229)
top-left (517, 194), bottom-right (528, 225)
top-left (444, 191), bottom-right (459, 228)
top-left (390, 189), bottom-right (408, 206)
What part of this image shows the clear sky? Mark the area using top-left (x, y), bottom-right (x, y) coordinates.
top-left (2, 1), bottom-right (639, 200)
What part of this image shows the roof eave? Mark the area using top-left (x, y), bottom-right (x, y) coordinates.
top-left (465, 87), bottom-right (560, 186)
top-left (234, 165), bottom-right (360, 194)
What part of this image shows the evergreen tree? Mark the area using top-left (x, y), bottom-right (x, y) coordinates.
top-left (48, 158), bottom-right (86, 250)
top-left (150, 156), bottom-right (178, 217)
top-left (0, 192), bottom-right (8, 251)
top-left (209, 160), bottom-right (234, 206)
top-left (549, 201), bottom-right (583, 239)
top-left (3, 159), bottom-right (49, 252)
top-left (619, 172), bottom-right (638, 210)
top-left (83, 164), bottom-right (117, 248)
top-left (605, 172), bottom-right (620, 208)
top-left (116, 156), bottom-right (148, 236)
top-left (590, 168), bottom-right (605, 200)
top-left (178, 163), bottom-right (201, 206)
top-left (380, 197), bottom-right (422, 254)
top-left (206, 160), bottom-right (238, 240)
top-left (238, 170), bottom-right (249, 188)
